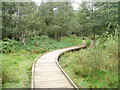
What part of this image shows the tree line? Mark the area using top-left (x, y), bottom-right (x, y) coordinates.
top-left (2, 1), bottom-right (119, 43)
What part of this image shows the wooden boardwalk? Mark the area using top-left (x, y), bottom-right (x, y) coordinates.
top-left (31, 44), bottom-right (86, 88)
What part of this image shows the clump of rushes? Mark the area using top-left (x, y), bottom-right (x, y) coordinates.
top-left (59, 34), bottom-right (118, 88)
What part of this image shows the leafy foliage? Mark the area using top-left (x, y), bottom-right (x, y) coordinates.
top-left (2, 35), bottom-right (83, 54)
top-left (1, 1), bottom-right (119, 88)
top-left (2, 38), bottom-right (22, 53)
top-left (2, 2), bottom-right (119, 40)
top-left (59, 33), bottom-right (118, 88)
top-left (2, 36), bottom-right (83, 88)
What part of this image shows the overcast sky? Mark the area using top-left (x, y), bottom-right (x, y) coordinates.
top-left (32, 0), bottom-right (82, 10)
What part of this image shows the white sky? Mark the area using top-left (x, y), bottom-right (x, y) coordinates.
top-left (32, 0), bottom-right (82, 10)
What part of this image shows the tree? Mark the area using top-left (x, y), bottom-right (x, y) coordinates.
top-left (2, 2), bottom-right (37, 43)
top-left (37, 2), bottom-right (74, 39)
top-left (2, 2), bottom-right (17, 39)
top-left (76, 2), bottom-right (118, 39)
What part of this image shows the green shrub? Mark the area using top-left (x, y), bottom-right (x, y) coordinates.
top-left (2, 38), bottom-right (22, 53)
top-left (61, 35), bottom-right (82, 45)
top-left (2, 36), bottom-right (84, 88)
top-left (59, 34), bottom-right (118, 88)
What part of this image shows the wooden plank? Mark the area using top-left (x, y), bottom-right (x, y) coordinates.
top-left (31, 44), bottom-right (86, 88)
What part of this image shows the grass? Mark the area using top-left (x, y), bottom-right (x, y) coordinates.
top-left (59, 35), bottom-right (118, 88)
top-left (1, 35), bottom-right (84, 88)
top-left (2, 52), bottom-right (39, 88)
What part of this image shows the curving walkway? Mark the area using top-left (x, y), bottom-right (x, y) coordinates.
top-left (31, 43), bottom-right (86, 88)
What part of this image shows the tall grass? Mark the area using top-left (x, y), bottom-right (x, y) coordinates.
top-left (1, 35), bottom-right (83, 88)
top-left (2, 53), bottom-right (38, 88)
top-left (59, 33), bottom-right (118, 88)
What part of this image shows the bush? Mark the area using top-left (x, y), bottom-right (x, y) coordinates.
top-left (59, 34), bottom-right (118, 88)
top-left (2, 36), bottom-right (84, 88)
top-left (1, 35), bottom-right (84, 54)
top-left (2, 38), bottom-right (22, 53)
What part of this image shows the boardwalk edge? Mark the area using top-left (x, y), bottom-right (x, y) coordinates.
top-left (56, 44), bottom-right (86, 89)
top-left (31, 40), bottom-right (86, 89)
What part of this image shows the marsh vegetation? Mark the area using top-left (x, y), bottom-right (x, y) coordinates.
top-left (1, 1), bottom-right (119, 88)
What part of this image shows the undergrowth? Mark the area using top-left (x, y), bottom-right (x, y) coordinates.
top-left (59, 32), bottom-right (118, 88)
top-left (1, 35), bottom-right (83, 54)
top-left (1, 35), bottom-right (84, 88)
